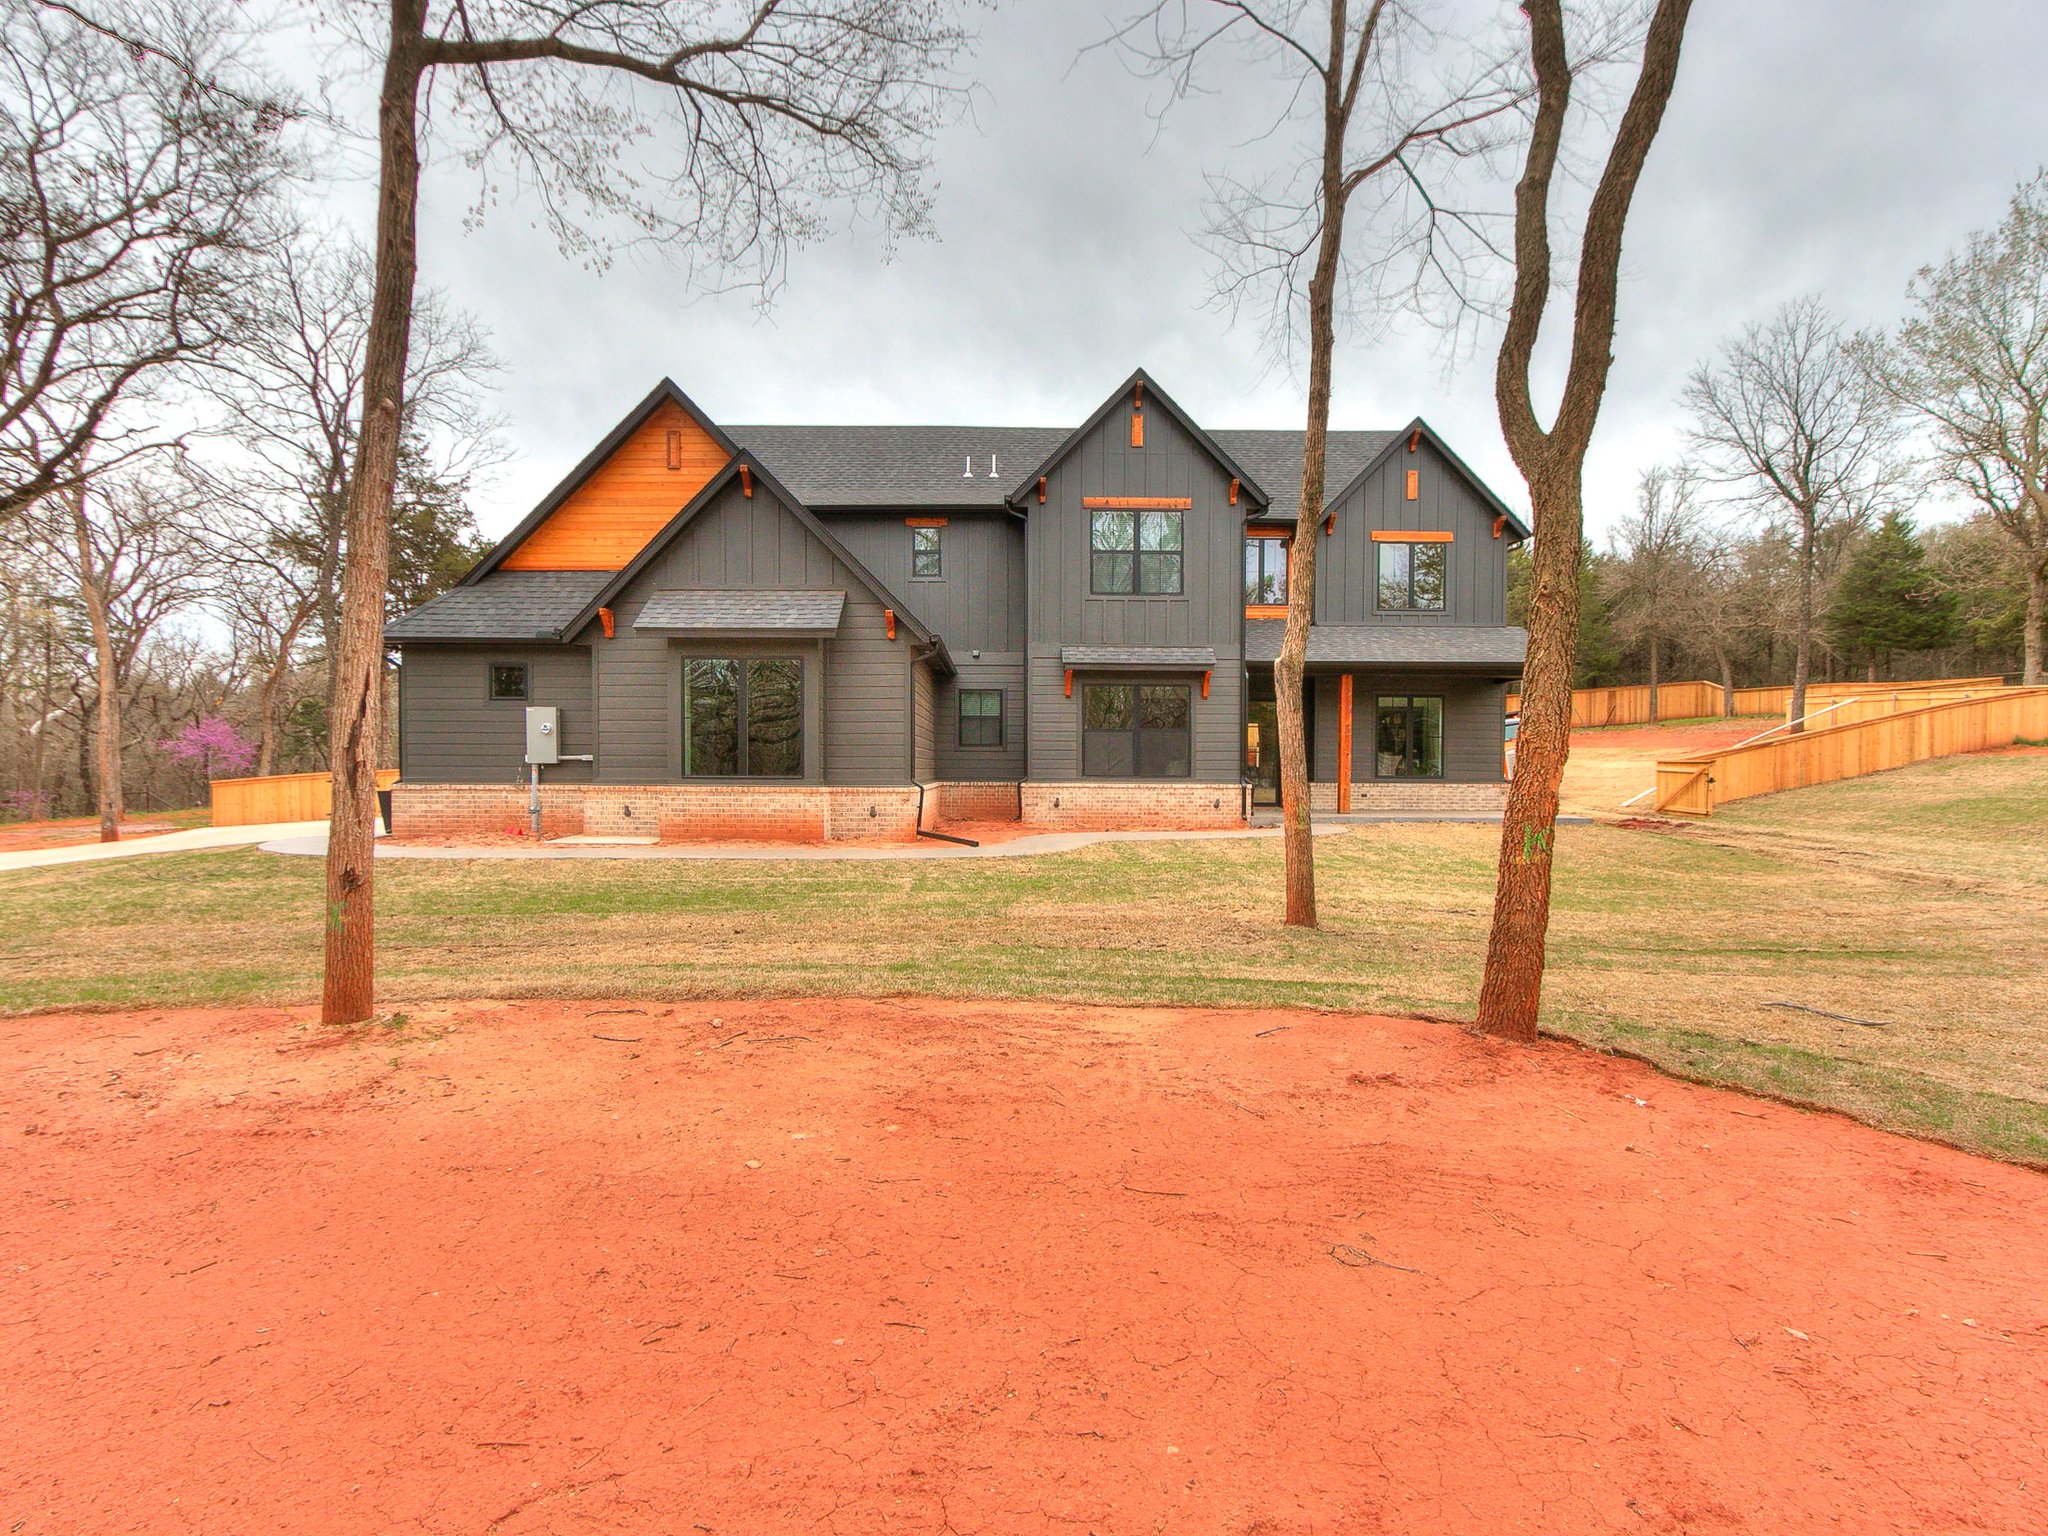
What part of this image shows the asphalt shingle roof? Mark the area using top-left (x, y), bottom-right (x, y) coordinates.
top-left (386, 570), bottom-right (610, 641)
top-left (1244, 621), bottom-right (1528, 670)
top-left (634, 589), bottom-right (846, 634)
top-left (728, 424), bottom-right (1400, 517)
top-left (1059, 645), bottom-right (1218, 670)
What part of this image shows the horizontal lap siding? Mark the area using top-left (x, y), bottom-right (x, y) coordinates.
top-left (935, 659), bottom-right (1027, 781)
top-left (1315, 440), bottom-right (1509, 627)
top-left (912, 659), bottom-right (937, 781)
top-left (1029, 661), bottom-right (1241, 784)
top-left (398, 645), bottom-right (594, 784)
top-left (1312, 672), bottom-right (1506, 783)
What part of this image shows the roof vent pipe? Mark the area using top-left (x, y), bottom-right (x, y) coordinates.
top-left (988, 453), bottom-right (998, 478)
top-left (962, 455), bottom-right (974, 478)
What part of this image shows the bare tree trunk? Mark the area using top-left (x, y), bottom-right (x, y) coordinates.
top-left (322, 18), bottom-right (424, 1025)
top-left (1647, 632), bottom-right (1660, 722)
top-left (2025, 559), bottom-right (2046, 686)
top-left (255, 610), bottom-right (311, 777)
top-left (67, 487), bottom-right (125, 842)
top-left (1789, 507), bottom-right (1816, 731)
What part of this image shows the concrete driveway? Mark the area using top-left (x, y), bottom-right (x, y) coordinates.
top-left (0, 822), bottom-right (330, 875)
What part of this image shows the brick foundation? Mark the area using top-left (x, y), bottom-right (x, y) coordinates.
top-left (925, 781), bottom-right (1022, 825)
top-left (392, 782), bottom-right (926, 842)
top-left (1019, 781), bottom-right (1247, 831)
top-left (1308, 779), bottom-right (1508, 814)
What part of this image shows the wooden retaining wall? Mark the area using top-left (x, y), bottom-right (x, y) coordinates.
top-left (1652, 688), bottom-right (2048, 817)
top-left (210, 769), bottom-right (401, 827)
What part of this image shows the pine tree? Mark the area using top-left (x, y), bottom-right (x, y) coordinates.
top-left (1827, 511), bottom-right (1957, 676)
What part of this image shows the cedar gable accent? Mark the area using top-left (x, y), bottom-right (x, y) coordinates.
top-left (500, 398), bottom-right (730, 571)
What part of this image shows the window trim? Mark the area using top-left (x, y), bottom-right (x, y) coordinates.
top-left (681, 655), bottom-right (805, 780)
top-left (487, 661), bottom-right (530, 702)
top-left (1374, 693), bottom-right (1446, 780)
top-left (1374, 538), bottom-right (1449, 612)
top-left (910, 523), bottom-right (943, 581)
top-left (1089, 508), bottom-right (1185, 596)
top-left (1244, 531), bottom-right (1290, 612)
top-left (1078, 680), bottom-right (1194, 780)
top-left (957, 686), bottom-right (1004, 748)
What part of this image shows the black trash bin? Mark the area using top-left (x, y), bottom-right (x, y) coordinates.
top-left (376, 788), bottom-right (393, 834)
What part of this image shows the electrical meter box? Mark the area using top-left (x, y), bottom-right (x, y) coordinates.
top-left (524, 706), bottom-right (560, 766)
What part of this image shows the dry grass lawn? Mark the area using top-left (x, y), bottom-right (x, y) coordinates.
top-left (3, 749), bottom-right (2044, 1162)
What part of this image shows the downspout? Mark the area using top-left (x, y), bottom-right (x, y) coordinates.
top-left (914, 779), bottom-right (978, 847)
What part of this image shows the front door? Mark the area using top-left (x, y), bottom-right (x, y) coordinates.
top-left (1246, 699), bottom-right (1281, 806)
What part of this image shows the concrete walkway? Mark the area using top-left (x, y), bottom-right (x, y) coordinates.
top-left (257, 811), bottom-right (1549, 863)
top-left (0, 821), bottom-right (330, 874)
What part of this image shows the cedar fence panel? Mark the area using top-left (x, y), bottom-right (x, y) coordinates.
top-left (210, 769), bottom-right (401, 827)
top-left (1505, 679), bottom-right (1724, 727)
top-left (1650, 688), bottom-right (2048, 817)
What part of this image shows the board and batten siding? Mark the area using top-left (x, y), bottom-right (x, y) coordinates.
top-left (1310, 672), bottom-right (1507, 783)
top-left (587, 475), bottom-right (915, 786)
top-left (397, 645), bottom-right (595, 784)
top-left (1025, 397), bottom-right (1245, 783)
top-left (1314, 438), bottom-right (1511, 628)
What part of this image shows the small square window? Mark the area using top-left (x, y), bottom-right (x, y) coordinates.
top-left (911, 525), bottom-right (942, 579)
top-left (959, 688), bottom-right (1003, 747)
top-left (488, 663), bottom-right (529, 701)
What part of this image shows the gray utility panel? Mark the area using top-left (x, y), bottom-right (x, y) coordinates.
top-left (525, 706), bottom-right (560, 765)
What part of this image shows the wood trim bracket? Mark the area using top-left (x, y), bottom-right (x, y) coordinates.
top-left (738, 463), bottom-right (753, 498)
top-left (1492, 514), bottom-right (1508, 539)
top-left (597, 605), bottom-right (615, 639)
top-left (1371, 529), bottom-right (1455, 542)
top-left (1063, 668), bottom-right (1073, 698)
top-left (1337, 673), bottom-right (1354, 814)
top-left (1201, 670), bottom-right (1212, 700)
top-left (884, 608), bottom-right (896, 640)
top-left (1408, 428), bottom-right (1421, 453)
top-left (1037, 476), bottom-right (1047, 504)
top-left (1229, 477), bottom-right (1240, 505)
top-left (1130, 382), bottom-right (1145, 447)
top-left (905, 516), bottom-right (949, 528)
top-left (1323, 513), bottom-right (1336, 536)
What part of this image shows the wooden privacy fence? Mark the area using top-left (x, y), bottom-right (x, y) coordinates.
top-left (210, 769), bottom-right (400, 827)
top-left (1651, 687), bottom-right (2048, 817)
top-left (1507, 673), bottom-right (2011, 729)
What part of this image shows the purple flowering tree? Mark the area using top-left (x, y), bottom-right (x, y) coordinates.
top-left (162, 717), bottom-right (258, 782)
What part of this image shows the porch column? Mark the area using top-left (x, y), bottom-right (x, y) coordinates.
top-left (1337, 673), bottom-right (1353, 814)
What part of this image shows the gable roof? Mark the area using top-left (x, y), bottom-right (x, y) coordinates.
top-left (463, 378), bottom-right (738, 584)
top-left (1323, 418), bottom-right (1531, 542)
top-left (1000, 369), bottom-right (1271, 512)
top-left (560, 451), bottom-right (953, 674)
top-left (729, 424), bottom-right (1068, 509)
top-left (1208, 429), bottom-right (1400, 524)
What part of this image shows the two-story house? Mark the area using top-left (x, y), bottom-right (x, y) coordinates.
top-left (385, 371), bottom-right (1528, 840)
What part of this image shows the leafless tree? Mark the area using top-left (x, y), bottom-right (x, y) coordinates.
top-left (298, 0), bottom-right (980, 1023)
top-left (0, 0), bottom-right (295, 518)
top-left (1110, 0), bottom-right (1531, 928)
top-left (1862, 172), bottom-right (2048, 684)
top-left (199, 231), bottom-right (501, 766)
top-left (1603, 463), bottom-right (1706, 721)
top-left (1475, 0), bottom-right (1695, 1044)
top-left (1684, 296), bottom-right (1905, 728)
top-left (19, 466), bottom-right (208, 839)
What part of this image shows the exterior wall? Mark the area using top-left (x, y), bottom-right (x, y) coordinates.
top-left (1314, 438), bottom-right (1511, 628)
top-left (397, 644), bottom-right (595, 784)
top-left (1307, 780), bottom-right (1508, 813)
top-left (392, 782), bottom-right (925, 841)
top-left (585, 475), bottom-right (916, 787)
top-left (1310, 672), bottom-right (1509, 784)
top-left (926, 781), bottom-right (1021, 823)
top-left (912, 658), bottom-right (937, 781)
top-left (829, 511), bottom-right (1032, 783)
top-left (1020, 780), bottom-right (1246, 831)
top-left (1026, 398), bottom-right (1247, 782)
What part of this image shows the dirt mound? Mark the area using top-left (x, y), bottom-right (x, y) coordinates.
top-left (5, 998), bottom-right (2042, 1533)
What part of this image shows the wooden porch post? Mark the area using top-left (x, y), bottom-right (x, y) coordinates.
top-left (1337, 673), bottom-right (1354, 814)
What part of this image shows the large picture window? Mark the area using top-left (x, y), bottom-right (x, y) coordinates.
top-left (958, 687), bottom-right (1003, 747)
top-left (1081, 683), bottom-right (1191, 778)
top-left (684, 657), bottom-right (803, 777)
top-left (1376, 695), bottom-right (1444, 778)
top-left (1244, 536), bottom-right (1289, 606)
top-left (1376, 540), bottom-right (1447, 610)
top-left (1091, 509), bottom-right (1183, 595)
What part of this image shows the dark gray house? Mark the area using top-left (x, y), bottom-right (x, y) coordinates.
top-left (386, 371), bottom-right (1527, 840)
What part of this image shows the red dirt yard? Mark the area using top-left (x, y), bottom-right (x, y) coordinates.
top-left (4, 999), bottom-right (2043, 1534)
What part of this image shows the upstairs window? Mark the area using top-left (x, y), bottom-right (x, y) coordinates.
top-left (1090, 510), bottom-right (1183, 595)
top-left (1376, 540), bottom-right (1447, 611)
top-left (911, 524), bottom-right (943, 579)
top-left (488, 663), bottom-right (529, 701)
top-left (1244, 536), bottom-right (1289, 607)
top-left (958, 688), bottom-right (1003, 747)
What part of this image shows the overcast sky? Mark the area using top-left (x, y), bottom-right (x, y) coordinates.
top-left (293, 1), bottom-right (2048, 545)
